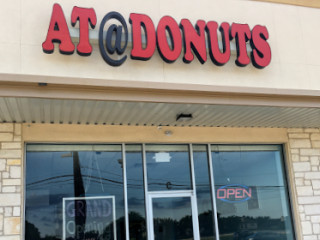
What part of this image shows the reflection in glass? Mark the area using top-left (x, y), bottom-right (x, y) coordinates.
top-left (25, 143), bottom-right (296, 240)
top-left (126, 145), bottom-right (147, 240)
top-left (146, 145), bottom-right (192, 191)
top-left (25, 145), bottom-right (125, 240)
top-left (193, 145), bottom-right (215, 240)
top-left (152, 197), bottom-right (194, 240)
top-left (211, 145), bottom-right (295, 240)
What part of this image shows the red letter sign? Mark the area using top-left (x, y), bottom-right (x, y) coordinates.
top-left (130, 13), bottom-right (156, 60)
top-left (157, 16), bottom-right (182, 63)
top-left (230, 23), bottom-right (251, 67)
top-left (71, 7), bottom-right (97, 56)
top-left (42, 5), bottom-right (271, 69)
top-left (206, 22), bottom-right (231, 66)
top-left (180, 19), bottom-right (207, 64)
top-left (250, 25), bottom-right (271, 69)
top-left (42, 4), bottom-right (75, 55)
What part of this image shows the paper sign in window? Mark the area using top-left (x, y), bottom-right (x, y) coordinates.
top-left (62, 196), bottom-right (116, 240)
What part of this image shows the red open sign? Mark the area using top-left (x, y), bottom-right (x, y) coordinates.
top-left (217, 184), bottom-right (252, 203)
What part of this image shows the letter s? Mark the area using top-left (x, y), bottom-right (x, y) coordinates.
top-left (250, 25), bottom-right (271, 69)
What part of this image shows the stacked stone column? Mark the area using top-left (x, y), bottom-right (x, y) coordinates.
top-left (0, 124), bottom-right (22, 240)
top-left (289, 128), bottom-right (320, 240)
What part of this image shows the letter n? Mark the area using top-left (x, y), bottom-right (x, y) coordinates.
top-left (42, 4), bottom-right (75, 55)
top-left (180, 19), bottom-right (207, 64)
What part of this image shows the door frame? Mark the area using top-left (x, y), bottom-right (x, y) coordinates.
top-left (146, 190), bottom-right (200, 240)
top-left (142, 144), bottom-right (201, 240)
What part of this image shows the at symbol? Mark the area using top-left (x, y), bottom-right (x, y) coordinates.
top-left (99, 12), bottom-right (128, 66)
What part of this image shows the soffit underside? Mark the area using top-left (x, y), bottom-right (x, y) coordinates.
top-left (0, 97), bottom-right (319, 128)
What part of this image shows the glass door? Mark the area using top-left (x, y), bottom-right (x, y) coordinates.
top-left (144, 144), bottom-right (200, 240)
top-left (147, 192), bottom-right (199, 240)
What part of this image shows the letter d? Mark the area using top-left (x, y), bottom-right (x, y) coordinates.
top-left (129, 13), bottom-right (156, 60)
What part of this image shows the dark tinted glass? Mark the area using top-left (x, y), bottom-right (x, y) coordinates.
top-left (211, 145), bottom-right (295, 240)
top-left (126, 145), bottom-right (147, 240)
top-left (146, 145), bottom-right (192, 191)
top-left (152, 197), bottom-right (194, 240)
top-left (193, 145), bottom-right (216, 240)
top-left (25, 145), bottom-right (125, 240)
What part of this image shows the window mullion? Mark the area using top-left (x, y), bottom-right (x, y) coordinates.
top-left (208, 144), bottom-right (220, 240)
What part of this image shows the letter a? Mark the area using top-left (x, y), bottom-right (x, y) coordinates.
top-left (42, 4), bottom-right (75, 55)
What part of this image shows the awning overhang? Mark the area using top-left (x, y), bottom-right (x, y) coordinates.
top-left (0, 76), bottom-right (319, 128)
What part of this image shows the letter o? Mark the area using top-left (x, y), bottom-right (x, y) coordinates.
top-left (67, 221), bottom-right (75, 234)
top-left (157, 16), bottom-right (182, 63)
top-left (217, 189), bottom-right (226, 199)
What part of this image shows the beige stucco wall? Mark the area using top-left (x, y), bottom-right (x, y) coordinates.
top-left (0, 0), bottom-right (319, 238)
top-left (0, 0), bottom-right (320, 93)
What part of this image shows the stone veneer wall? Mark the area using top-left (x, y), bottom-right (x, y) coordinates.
top-left (288, 128), bottom-right (320, 240)
top-left (0, 124), bottom-right (22, 240)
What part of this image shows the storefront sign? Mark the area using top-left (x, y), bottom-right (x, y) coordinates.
top-left (217, 184), bottom-right (252, 203)
top-left (62, 196), bottom-right (116, 240)
top-left (43, 4), bottom-right (271, 68)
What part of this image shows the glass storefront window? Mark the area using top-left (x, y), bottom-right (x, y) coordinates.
top-left (193, 145), bottom-right (216, 240)
top-left (145, 145), bottom-right (192, 191)
top-left (126, 145), bottom-right (147, 240)
top-left (25, 145), bottom-right (125, 240)
top-left (25, 144), bottom-right (295, 240)
top-left (211, 145), bottom-right (295, 240)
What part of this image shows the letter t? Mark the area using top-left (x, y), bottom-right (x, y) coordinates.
top-left (71, 7), bottom-right (97, 56)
